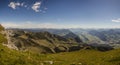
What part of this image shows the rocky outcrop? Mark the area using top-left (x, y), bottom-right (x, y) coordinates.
top-left (3, 30), bottom-right (19, 50)
top-left (0, 25), bottom-right (18, 50)
top-left (5, 29), bottom-right (81, 53)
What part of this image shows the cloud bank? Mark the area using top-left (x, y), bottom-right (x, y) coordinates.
top-left (1, 22), bottom-right (80, 29)
top-left (112, 18), bottom-right (120, 22)
top-left (2, 21), bottom-right (120, 29)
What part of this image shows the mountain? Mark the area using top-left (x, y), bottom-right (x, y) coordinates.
top-left (70, 28), bottom-right (120, 48)
top-left (88, 29), bottom-right (120, 44)
top-left (8, 28), bottom-right (82, 42)
top-left (5, 28), bottom-right (113, 52)
top-left (70, 29), bottom-right (105, 44)
top-left (5, 29), bottom-right (83, 53)
top-left (0, 25), bottom-right (117, 65)
top-left (0, 25), bottom-right (116, 54)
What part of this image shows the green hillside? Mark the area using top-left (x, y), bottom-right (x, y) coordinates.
top-left (0, 44), bottom-right (120, 65)
top-left (0, 24), bottom-right (4, 31)
top-left (0, 33), bottom-right (7, 43)
top-left (0, 25), bottom-right (7, 43)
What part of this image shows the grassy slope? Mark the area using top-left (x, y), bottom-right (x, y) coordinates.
top-left (0, 25), bottom-right (7, 43)
top-left (0, 34), bottom-right (7, 43)
top-left (0, 43), bottom-right (120, 65)
top-left (48, 49), bottom-right (120, 65)
top-left (0, 24), bottom-right (4, 31)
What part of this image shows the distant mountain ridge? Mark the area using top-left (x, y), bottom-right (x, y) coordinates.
top-left (8, 28), bottom-right (82, 43)
top-left (10, 28), bottom-right (120, 46)
top-left (5, 28), bottom-right (114, 53)
top-left (70, 28), bottom-right (120, 48)
top-left (5, 29), bottom-right (84, 53)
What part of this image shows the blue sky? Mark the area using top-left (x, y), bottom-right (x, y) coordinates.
top-left (0, 0), bottom-right (120, 28)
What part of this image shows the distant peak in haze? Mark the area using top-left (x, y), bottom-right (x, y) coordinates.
top-left (2, 22), bottom-right (120, 29)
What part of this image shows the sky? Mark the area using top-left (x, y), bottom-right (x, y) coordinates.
top-left (0, 0), bottom-right (120, 28)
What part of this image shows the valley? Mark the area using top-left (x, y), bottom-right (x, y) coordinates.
top-left (0, 25), bottom-right (120, 65)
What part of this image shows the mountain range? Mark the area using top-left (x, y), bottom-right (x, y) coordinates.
top-left (1, 25), bottom-right (120, 65)
top-left (5, 28), bottom-right (118, 53)
top-left (1, 24), bottom-right (120, 54)
top-left (10, 28), bottom-right (120, 45)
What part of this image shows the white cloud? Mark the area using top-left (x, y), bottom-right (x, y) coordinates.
top-left (21, 3), bottom-right (28, 8)
top-left (21, 2), bottom-right (24, 6)
top-left (8, 2), bottom-right (21, 9)
top-left (8, 1), bottom-right (46, 13)
top-left (8, 2), bottom-right (28, 9)
top-left (32, 2), bottom-right (41, 12)
top-left (112, 18), bottom-right (120, 22)
top-left (1, 22), bottom-right (80, 29)
top-left (24, 5), bottom-right (27, 8)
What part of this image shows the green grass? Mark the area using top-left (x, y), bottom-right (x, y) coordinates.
top-left (45, 49), bottom-right (120, 65)
top-left (0, 25), bottom-right (7, 43)
top-left (0, 24), bottom-right (4, 31)
top-left (0, 34), bottom-right (7, 43)
top-left (0, 43), bottom-right (120, 65)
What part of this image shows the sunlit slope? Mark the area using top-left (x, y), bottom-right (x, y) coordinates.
top-left (46, 49), bottom-right (120, 65)
top-left (0, 24), bottom-right (7, 43)
top-left (0, 43), bottom-right (120, 65)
